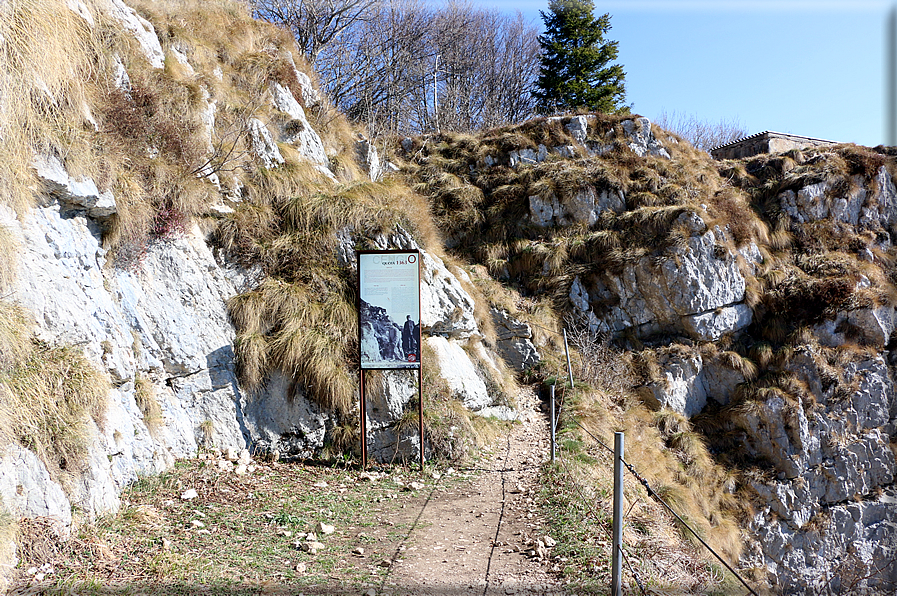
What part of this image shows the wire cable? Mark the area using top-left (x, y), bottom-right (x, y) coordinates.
top-left (552, 426), bottom-right (647, 595)
top-left (541, 322), bottom-right (757, 595)
top-left (567, 417), bottom-right (759, 596)
top-left (620, 543), bottom-right (647, 595)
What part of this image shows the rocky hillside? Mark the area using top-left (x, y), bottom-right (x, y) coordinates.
top-left (399, 117), bottom-right (897, 593)
top-left (0, 0), bottom-right (894, 594)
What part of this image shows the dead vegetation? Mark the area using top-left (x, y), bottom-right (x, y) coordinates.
top-left (399, 113), bottom-right (767, 318)
top-left (0, 301), bottom-right (109, 489)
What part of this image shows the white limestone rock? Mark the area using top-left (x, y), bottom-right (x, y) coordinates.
top-left (103, 0), bottom-right (164, 69)
top-left (270, 83), bottom-right (329, 167)
top-left (701, 360), bottom-right (745, 406)
top-left (365, 370), bottom-right (426, 462)
top-left (356, 140), bottom-right (383, 182)
top-left (553, 145), bottom-right (577, 158)
top-left (509, 145), bottom-right (547, 168)
top-left (114, 224), bottom-right (241, 377)
top-left (67, 435), bottom-right (123, 519)
top-left (586, 225), bottom-right (751, 340)
top-left (1, 194), bottom-right (250, 521)
top-left (813, 305), bottom-right (896, 348)
top-left (753, 489), bottom-right (897, 594)
top-left (168, 368), bottom-right (247, 452)
top-left (32, 155), bottom-right (117, 218)
top-left (732, 394), bottom-right (810, 480)
top-left (285, 53), bottom-right (322, 108)
top-left (66, 0), bottom-right (95, 25)
top-left (101, 384), bottom-right (184, 485)
top-left (168, 44), bottom-right (194, 75)
top-left (199, 92), bottom-right (217, 154)
top-left (242, 371), bottom-right (329, 458)
top-left (740, 352), bottom-right (897, 591)
top-left (872, 165), bottom-right (897, 229)
top-left (528, 194), bottom-right (559, 227)
top-left (425, 336), bottom-right (492, 411)
top-left (566, 116), bottom-right (589, 144)
top-left (419, 251), bottom-right (478, 339)
top-left (529, 186), bottom-right (624, 228)
top-left (270, 82), bottom-right (305, 121)
top-left (779, 182), bottom-right (829, 224)
top-left (248, 118), bottom-right (284, 169)
top-left (794, 173), bottom-right (863, 228)
top-left (475, 405), bottom-right (520, 421)
top-left (829, 177), bottom-right (866, 226)
top-left (112, 55), bottom-right (131, 92)
top-left (569, 276), bottom-right (591, 313)
top-left (639, 351), bottom-right (707, 418)
top-left (682, 303), bottom-right (753, 342)
top-left (0, 446), bottom-right (71, 525)
top-left (620, 118), bottom-right (670, 159)
top-left (6, 203), bottom-right (134, 381)
top-left (490, 308), bottom-right (540, 372)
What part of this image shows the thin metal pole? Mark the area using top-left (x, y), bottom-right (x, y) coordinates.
top-left (418, 367), bottom-right (424, 470)
top-left (563, 328), bottom-right (574, 390)
top-left (550, 384), bottom-right (556, 464)
top-left (611, 432), bottom-right (624, 596)
top-left (360, 369), bottom-right (367, 469)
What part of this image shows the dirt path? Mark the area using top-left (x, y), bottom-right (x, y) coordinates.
top-left (378, 387), bottom-right (569, 596)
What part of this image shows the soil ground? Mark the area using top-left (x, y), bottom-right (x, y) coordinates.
top-left (7, 386), bottom-right (572, 595)
top-left (381, 386), bottom-right (569, 595)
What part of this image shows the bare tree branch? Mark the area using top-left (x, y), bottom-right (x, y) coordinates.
top-left (654, 110), bottom-right (749, 153)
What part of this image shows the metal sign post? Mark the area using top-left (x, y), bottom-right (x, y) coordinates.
top-left (418, 367), bottom-right (424, 470)
top-left (611, 431), bottom-right (624, 596)
top-left (357, 250), bottom-right (424, 469)
top-left (359, 369), bottom-right (367, 468)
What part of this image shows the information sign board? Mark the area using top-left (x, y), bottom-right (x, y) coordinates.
top-left (358, 250), bottom-right (421, 370)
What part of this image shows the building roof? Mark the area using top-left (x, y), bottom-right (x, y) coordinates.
top-left (710, 130), bottom-right (837, 153)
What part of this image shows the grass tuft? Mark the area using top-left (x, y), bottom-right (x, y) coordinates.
top-left (134, 375), bottom-right (163, 436)
top-left (0, 301), bottom-right (109, 487)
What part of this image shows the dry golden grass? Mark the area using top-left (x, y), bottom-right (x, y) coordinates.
top-left (0, 0), bottom-right (107, 214)
top-left (134, 375), bottom-right (163, 436)
top-left (0, 301), bottom-right (109, 487)
top-left (0, 301), bottom-right (31, 372)
top-left (562, 386), bottom-right (745, 581)
top-left (0, 506), bottom-right (16, 572)
top-left (0, 227), bottom-right (19, 292)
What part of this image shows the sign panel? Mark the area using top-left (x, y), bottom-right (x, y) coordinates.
top-left (358, 250), bottom-right (421, 369)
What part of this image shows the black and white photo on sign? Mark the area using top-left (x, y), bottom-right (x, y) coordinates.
top-left (358, 252), bottom-right (421, 369)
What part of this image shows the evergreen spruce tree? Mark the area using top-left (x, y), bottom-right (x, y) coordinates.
top-left (534, 0), bottom-right (627, 113)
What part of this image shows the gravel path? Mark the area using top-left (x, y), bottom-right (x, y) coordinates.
top-left (380, 387), bottom-right (570, 595)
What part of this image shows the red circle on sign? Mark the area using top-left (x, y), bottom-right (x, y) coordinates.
top-left (408, 254), bottom-right (417, 264)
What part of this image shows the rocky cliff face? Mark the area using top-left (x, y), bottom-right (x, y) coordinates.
top-left (403, 117), bottom-right (897, 593)
top-left (0, 0), bottom-right (524, 584)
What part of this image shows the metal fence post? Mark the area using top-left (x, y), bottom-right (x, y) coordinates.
top-left (562, 328), bottom-right (574, 390)
top-left (612, 431), bottom-right (624, 596)
top-left (550, 384), bottom-right (556, 464)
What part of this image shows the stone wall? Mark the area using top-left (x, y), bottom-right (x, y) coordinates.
top-left (711, 131), bottom-right (835, 160)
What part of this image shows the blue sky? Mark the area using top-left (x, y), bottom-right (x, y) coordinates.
top-left (473, 0), bottom-right (893, 147)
